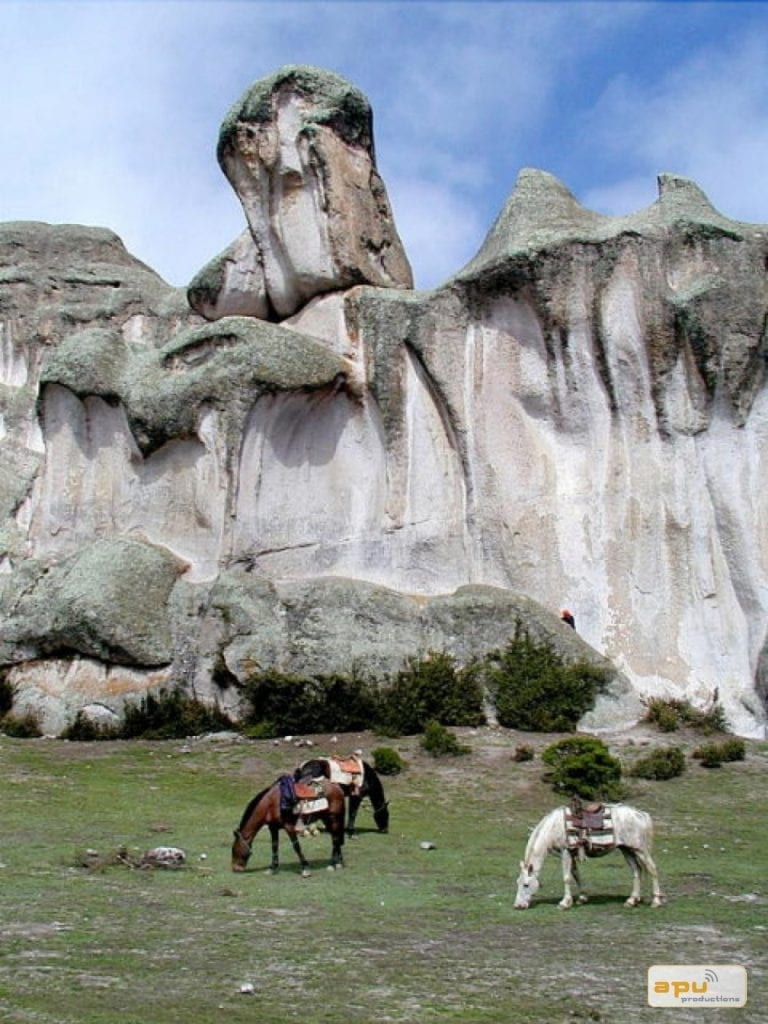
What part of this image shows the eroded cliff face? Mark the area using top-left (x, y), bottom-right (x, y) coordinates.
top-left (1, 66), bottom-right (766, 736)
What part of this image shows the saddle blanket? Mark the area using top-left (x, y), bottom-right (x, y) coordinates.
top-left (326, 754), bottom-right (364, 789)
top-left (565, 805), bottom-right (615, 854)
top-left (298, 796), bottom-right (329, 816)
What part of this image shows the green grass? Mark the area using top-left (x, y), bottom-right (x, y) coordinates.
top-left (0, 728), bottom-right (766, 1023)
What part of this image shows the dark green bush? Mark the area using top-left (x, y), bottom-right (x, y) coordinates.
top-left (692, 741), bottom-right (723, 768)
top-left (376, 652), bottom-right (485, 737)
top-left (693, 737), bottom-right (746, 767)
top-left (240, 668), bottom-right (378, 737)
top-left (541, 735), bottom-right (623, 800)
top-left (629, 745), bottom-right (686, 780)
top-left (61, 711), bottom-right (120, 742)
top-left (119, 688), bottom-right (235, 740)
top-left (0, 711), bottom-right (43, 738)
top-left (643, 696), bottom-right (728, 735)
top-left (719, 737), bottom-right (746, 762)
top-left (372, 746), bottom-right (405, 776)
top-left (420, 720), bottom-right (470, 757)
top-left (0, 672), bottom-right (14, 717)
top-left (482, 625), bottom-right (609, 732)
top-left (643, 698), bottom-right (685, 732)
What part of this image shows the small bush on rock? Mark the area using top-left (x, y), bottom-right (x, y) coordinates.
top-left (0, 711), bottom-right (43, 738)
top-left (629, 745), bottom-right (686, 780)
top-left (541, 735), bottom-right (623, 800)
top-left (376, 652), bottom-right (485, 736)
top-left (483, 624), bottom-right (609, 732)
top-left (61, 711), bottom-right (120, 742)
top-left (120, 688), bottom-right (234, 740)
top-left (643, 696), bottom-right (728, 735)
top-left (513, 744), bottom-right (535, 763)
top-left (240, 668), bottom-right (378, 737)
top-left (420, 720), bottom-right (470, 757)
top-left (0, 672), bottom-right (14, 717)
top-left (372, 746), bottom-right (405, 775)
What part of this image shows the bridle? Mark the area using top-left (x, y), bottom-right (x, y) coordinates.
top-left (233, 828), bottom-right (253, 856)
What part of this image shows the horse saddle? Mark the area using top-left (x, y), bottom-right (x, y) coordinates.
top-left (565, 803), bottom-right (615, 855)
top-left (295, 780), bottom-right (324, 801)
top-left (327, 754), bottom-right (364, 791)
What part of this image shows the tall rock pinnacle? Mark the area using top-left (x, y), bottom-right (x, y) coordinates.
top-left (189, 65), bottom-right (413, 320)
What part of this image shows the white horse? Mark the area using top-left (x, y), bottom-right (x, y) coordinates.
top-left (514, 804), bottom-right (664, 910)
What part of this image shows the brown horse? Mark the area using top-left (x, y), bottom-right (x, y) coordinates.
top-left (231, 775), bottom-right (346, 876)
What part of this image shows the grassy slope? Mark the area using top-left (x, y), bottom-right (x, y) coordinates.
top-left (0, 728), bottom-right (765, 1024)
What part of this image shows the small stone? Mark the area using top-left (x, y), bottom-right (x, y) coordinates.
top-left (420, 841), bottom-right (436, 850)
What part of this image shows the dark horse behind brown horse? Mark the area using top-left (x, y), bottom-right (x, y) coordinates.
top-left (296, 756), bottom-right (390, 836)
top-left (231, 775), bottom-right (346, 876)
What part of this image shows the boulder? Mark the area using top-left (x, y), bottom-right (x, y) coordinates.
top-left (192, 65), bottom-right (412, 319)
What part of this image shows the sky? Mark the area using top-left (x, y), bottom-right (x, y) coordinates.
top-left (2, 0), bottom-right (768, 291)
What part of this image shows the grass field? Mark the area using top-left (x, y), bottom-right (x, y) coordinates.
top-left (1, 725), bottom-right (765, 1023)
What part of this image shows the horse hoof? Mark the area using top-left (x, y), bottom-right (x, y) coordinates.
top-left (577, 895), bottom-right (589, 904)
top-left (625, 897), bottom-right (640, 907)
top-left (301, 869), bottom-right (311, 878)
top-left (558, 901), bottom-right (573, 910)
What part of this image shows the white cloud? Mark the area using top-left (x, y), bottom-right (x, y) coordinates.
top-left (581, 175), bottom-right (658, 219)
top-left (3, 0), bottom-right (766, 291)
top-left (582, 30), bottom-right (768, 223)
top-left (387, 176), bottom-right (488, 289)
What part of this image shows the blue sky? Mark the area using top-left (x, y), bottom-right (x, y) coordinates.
top-left (2, 1), bottom-right (767, 290)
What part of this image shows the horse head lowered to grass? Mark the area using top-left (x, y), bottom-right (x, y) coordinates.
top-left (296, 754), bottom-right (389, 835)
top-left (514, 801), bottom-right (664, 910)
top-left (231, 775), bottom-right (346, 876)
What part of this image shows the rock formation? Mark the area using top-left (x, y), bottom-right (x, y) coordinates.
top-left (1, 66), bottom-right (766, 737)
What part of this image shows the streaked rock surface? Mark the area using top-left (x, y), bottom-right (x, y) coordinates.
top-left (1, 71), bottom-right (767, 738)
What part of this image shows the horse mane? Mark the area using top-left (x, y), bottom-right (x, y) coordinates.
top-left (237, 784), bottom-right (273, 831)
top-left (524, 807), bottom-right (563, 862)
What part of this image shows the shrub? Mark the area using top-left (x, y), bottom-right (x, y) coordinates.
top-left (513, 744), bottom-right (535, 763)
top-left (643, 698), bottom-right (685, 732)
top-left (61, 711), bottom-right (120, 742)
top-left (420, 720), bottom-right (470, 757)
top-left (693, 737), bottom-right (746, 767)
top-left (0, 672), bottom-right (14, 717)
top-left (541, 735), bottom-right (623, 800)
top-left (239, 668), bottom-right (378, 737)
top-left (372, 746), bottom-right (405, 776)
top-left (693, 703), bottom-right (729, 735)
top-left (629, 745), bottom-right (686, 781)
top-left (119, 688), bottom-right (235, 740)
top-left (482, 624), bottom-right (609, 732)
top-left (0, 711), bottom-right (43, 738)
top-left (692, 742), bottom-right (723, 768)
top-left (376, 652), bottom-right (485, 737)
top-left (643, 696), bottom-right (728, 735)
top-left (719, 737), bottom-right (746, 762)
